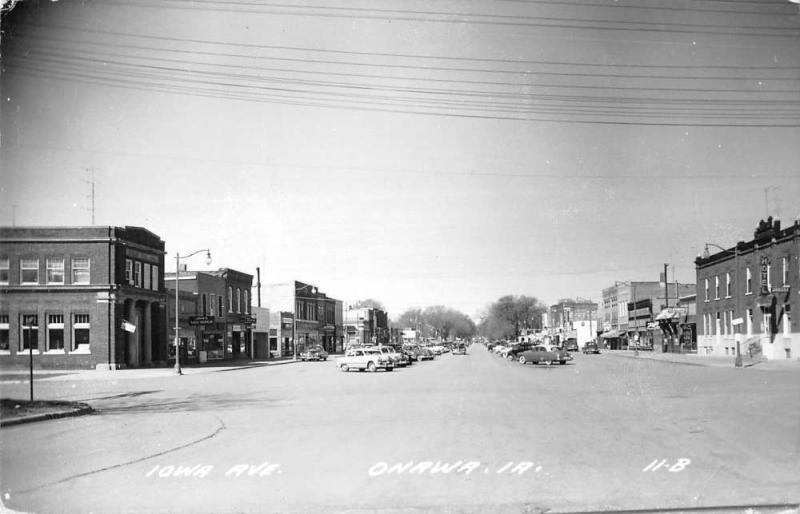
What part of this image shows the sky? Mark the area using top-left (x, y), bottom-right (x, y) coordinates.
top-left (1, 0), bottom-right (799, 320)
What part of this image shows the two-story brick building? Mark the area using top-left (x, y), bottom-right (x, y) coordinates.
top-left (0, 226), bottom-right (168, 369)
top-left (695, 217), bottom-right (799, 361)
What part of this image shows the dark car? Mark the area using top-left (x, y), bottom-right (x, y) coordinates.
top-left (517, 345), bottom-right (572, 365)
top-left (582, 341), bottom-right (601, 354)
top-left (452, 343), bottom-right (467, 355)
top-left (564, 338), bottom-right (579, 352)
top-left (504, 342), bottom-right (533, 360)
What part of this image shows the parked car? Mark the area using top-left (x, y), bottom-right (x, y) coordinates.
top-left (564, 338), bottom-right (579, 352)
top-left (336, 348), bottom-right (394, 372)
top-left (372, 345), bottom-right (406, 367)
top-left (416, 346), bottom-right (435, 361)
top-left (582, 341), bottom-right (601, 354)
top-left (428, 344), bottom-right (445, 355)
top-left (505, 343), bottom-right (533, 361)
top-left (299, 345), bottom-right (328, 361)
top-left (517, 345), bottom-right (573, 365)
top-left (452, 343), bottom-right (467, 355)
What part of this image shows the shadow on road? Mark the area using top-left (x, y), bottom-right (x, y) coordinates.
top-left (91, 392), bottom-right (287, 415)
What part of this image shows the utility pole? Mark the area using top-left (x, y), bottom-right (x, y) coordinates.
top-left (664, 263), bottom-right (669, 308)
top-left (85, 167), bottom-right (97, 225)
top-left (256, 267), bottom-right (261, 307)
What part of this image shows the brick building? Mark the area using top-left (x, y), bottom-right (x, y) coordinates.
top-left (344, 307), bottom-right (390, 348)
top-left (695, 217), bottom-right (799, 361)
top-left (0, 226), bottom-right (168, 370)
top-left (546, 299), bottom-right (598, 347)
top-left (263, 280), bottom-right (340, 356)
top-left (164, 268), bottom-right (254, 362)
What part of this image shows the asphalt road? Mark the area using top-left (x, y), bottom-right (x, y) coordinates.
top-left (1, 348), bottom-right (799, 513)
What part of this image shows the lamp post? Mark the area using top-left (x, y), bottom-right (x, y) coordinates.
top-left (174, 249), bottom-right (211, 375)
top-left (702, 243), bottom-right (740, 367)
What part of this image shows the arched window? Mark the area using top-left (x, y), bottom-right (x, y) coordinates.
top-left (243, 290), bottom-right (249, 314)
top-left (228, 286), bottom-right (233, 312)
top-left (236, 288), bottom-right (241, 313)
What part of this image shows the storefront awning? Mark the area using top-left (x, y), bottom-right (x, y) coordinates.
top-left (656, 307), bottom-right (687, 321)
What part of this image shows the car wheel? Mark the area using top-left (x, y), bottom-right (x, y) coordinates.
top-left (518, 355), bottom-right (527, 365)
top-left (560, 360), bottom-right (566, 365)
top-left (386, 367), bottom-right (394, 372)
top-left (367, 361), bottom-right (376, 372)
top-left (543, 360), bottom-right (552, 366)
top-left (340, 364), bottom-right (348, 372)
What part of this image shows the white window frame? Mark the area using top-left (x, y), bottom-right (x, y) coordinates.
top-left (210, 294), bottom-right (215, 316)
top-left (704, 279), bottom-right (709, 302)
top-left (714, 276), bottom-right (720, 300)
top-left (725, 272), bottom-right (731, 298)
top-left (73, 314), bottom-right (91, 353)
top-left (71, 257), bottom-right (90, 285)
top-left (228, 287), bottom-right (234, 312)
top-left (243, 290), bottom-right (249, 314)
top-left (20, 258), bottom-right (39, 285)
top-left (0, 257), bottom-right (9, 285)
top-left (46, 257), bottom-right (65, 285)
top-left (0, 314), bottom-right (9, 354)
top-left (46, 313), bottom-right (65, 353)
top-left (745, 267), bottom-right (752, 295)
top-left (134, 261), bottom-right (142, 288)
top-left (151, 265), bottom-right (159, 290)
top-left (236, 288), bottom-right (241, 313)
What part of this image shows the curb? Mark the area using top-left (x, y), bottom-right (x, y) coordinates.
top-left (605, 352), bottom-right (713, 367)
top-left (0, 404), bottom-right (94, 428)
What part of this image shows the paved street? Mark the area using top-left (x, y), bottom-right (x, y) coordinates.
top-left (1, 348), bottom-right (799, 513)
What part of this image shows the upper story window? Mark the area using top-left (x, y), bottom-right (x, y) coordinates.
top-left (46, 258), bottom-right (65, 284)
top-left (202, 294), bottom-right (208, 316)
top-left (218, 296), bottom-right (223, 316)
top-left (134, 262), bottom-right (142, 288)
top-left (228, 286), bottom-right (233, 312)
top-left (714, 276), bottom-right (720, 300)
top-left (0, 258), bottom-right (9, 285)
top-left (236, 287), bottom-right (241, 313)
top-left (143, 264), bottom-right (151, 291)
top-left (151, 265), bottom-right (159, 290)
top-left (125, 259), bottom-right (133, 285)
top-left (745, 267), bottom-right (752, 294)
top-left (72, 257), bottom-right (90, 284)
top-left (243, 290), bottom-right (249, 314)
top-left (21, 258), bottom-right (39, 285)
top-left (725, 272), bottom-right (731, 298)
top-left (704, 279), bottom-right (709, 302)
top-left (782, 256), bottom-right (789, 286)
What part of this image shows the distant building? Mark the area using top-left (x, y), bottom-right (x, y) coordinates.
top-left (0, 226), bottom-right (168, 370)
top-left (164, 268), bottom-right (254, 362)
top-left (262, 280), bottom-right (340, 356)
top-left (547, 299), bottom-right (598, 347)
top-left (695, 217), bottom-right (799, 361)
top-left (344, 307), bottom-right (390, 347)
top-left (600, 281), bottom-right (695, 350)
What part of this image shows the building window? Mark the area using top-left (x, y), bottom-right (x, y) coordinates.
top-left (228, 286), bottom-right (233, 312)
top-left (143, 264), bottom-right (151, 291)
top-left (0, 257), bottom-right (9, 284)
top-left (236, 287), bottom-right (241, 313)
top-left (46, 258), bottom-right (65, 284)
top-left (747, 308), bottom-right (753, 336)
top-left (782, 257), bottom-right (789, 286)
top-left (125, 259), bottom-right (133, 285)
top-left (714, 276), bottom-right (720, 300)
top-left (243, 290), bottom-right (249, 314)
top-left (218, 296), bottom-right (223, 317)
top-left (202, 294), bottom-right (208, 316)
top-left (47, 314), bottom-right (65, 352)
top-left (151, 265), bottom-right (159, 290)
top-left (704, 279), bottom-right (709, 302)
top-left (0, 314), bottom-right (9, 352)
top-left (71, 257), bottom-right (90, 284)
top-left (134, 262), bottom-right (142, 288)
top-left (73, 314), bottom-right (90, 351)
top-left (745, 267), bottom-right (752, 294)
top-left (21, 258), bottom-right (39, 285)
top-left (725, 272), bottom-right (731, 298)
top-left (20, 314), bottom-right (39, 352)
top-left (209, 294), bottom-right (216, 316)
top-left (784, 304), bottom-right (791, 337)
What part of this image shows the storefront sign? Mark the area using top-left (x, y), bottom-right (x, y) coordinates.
top-left (189, 315), bottom-right (216, 326)
top-left (760, 256), bottom-right (770, 295)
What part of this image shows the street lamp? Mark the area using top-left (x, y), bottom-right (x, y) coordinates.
top-left (174, 249), bottom-right (211, 375)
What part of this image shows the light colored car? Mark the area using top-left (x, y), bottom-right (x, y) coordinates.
top-left (372, 346), bottom-right (405, 367)
top-left (299, 345), bottom-right (328, 361)
top-left (336, 348), bottom-right (394, 372)
top-left (517, 345), bottom-right (573, 365)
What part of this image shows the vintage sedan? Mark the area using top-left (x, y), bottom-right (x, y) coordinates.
top-left (582, 341), bottom-right (601, 354)
top-left (336, 348), bottom-right (394, 372)
top-left (299, 345), bottom-right (329, 361)
top-left (517, 345), bottom-right (573, 365)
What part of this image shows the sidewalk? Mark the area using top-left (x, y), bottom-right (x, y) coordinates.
top-left (0, 356), bottom-right (300, 384)
top-left (604, 349), bottom-right (800, 369)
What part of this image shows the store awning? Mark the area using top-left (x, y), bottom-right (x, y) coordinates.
top-left (656, 307), bottom-right (687, 321)
top-left (601, 329), bottom-right (622, 338)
